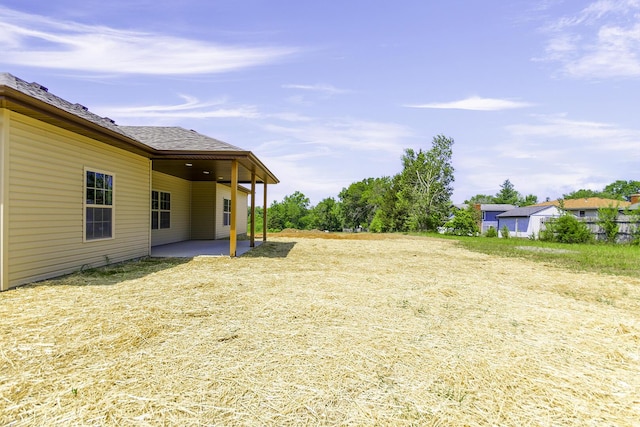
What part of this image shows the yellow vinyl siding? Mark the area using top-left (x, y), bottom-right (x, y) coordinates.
top-left (236, 190), bottom-right (248, 236)
top-left (6, 112), bottom-right (150, 289)
top-left (215, 184), bottom-right (248, 239)
top-left (150, 171), bottom-right (191, 246)
top-left (0, 110), bottom-right (9, 290)
top-left (191, 181), bottom-right (216, 239)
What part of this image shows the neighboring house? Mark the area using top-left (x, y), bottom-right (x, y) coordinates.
top-left (497, 205), bottom-right (562, 238)
top-left (535, 197), bottom-right (630, 218)
top-left (628, 194), bottom-right (640, 211)
top-left (0, 73), bottom-right (278, 291)
top-left (474, 204), bottom-right (516, 233)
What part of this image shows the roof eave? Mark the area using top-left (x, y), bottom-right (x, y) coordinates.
top-left (0, 86), bottom-right (155, 158)
top-left (151, 150), bottom-right (280, 185)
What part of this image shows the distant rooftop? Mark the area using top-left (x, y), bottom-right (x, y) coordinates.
top-left (497, 205), bottom-right (558, 218)
top-left (536, 197), bottom-right (630, 209)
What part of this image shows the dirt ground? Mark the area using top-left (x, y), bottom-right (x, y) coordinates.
top-left (1, 233), bottom-right (639, 426)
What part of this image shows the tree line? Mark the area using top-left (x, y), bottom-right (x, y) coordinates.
top-left (255, 135), bottom-right (455, 233)
top-left (253, 132), bottom-right (640, 235)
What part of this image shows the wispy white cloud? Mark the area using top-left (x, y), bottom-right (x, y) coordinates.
top-left (97, 95), bottom-right (261, 121)
top-left (263, 119), bottom-right (413, 154)
top-left (539, 0), bottom-right (640, 78)
top-left (405, 96), bottom-right (534, 111)
top-left (0, 6), bottom-right (297, 75)
top-left (255, 119), bottom-right (413, 203)
top-left (506, 114), bottom-right (640, 152)
top-left (282, 83), bottom-right (351, 95)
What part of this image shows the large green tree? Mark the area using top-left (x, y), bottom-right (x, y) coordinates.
top-left (338, 177), bottom-right (390, 229)
top-left (267, 191), bottom-right (310, 231)
top-left (397, 135), bottom-right (455, 231)
top-left (563, 180), bottom-right (640, 201)
top-left (307, 197), bottom-right (342, 231)
top-left (493, 179), bottom-right (520, 205)
top-left (603, 180), bottom-right (640, 201)
top-left (563, 188), bottom-right (608, 200)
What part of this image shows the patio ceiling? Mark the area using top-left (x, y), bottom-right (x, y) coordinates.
top-left (151, 155), bottom-right (278, 184)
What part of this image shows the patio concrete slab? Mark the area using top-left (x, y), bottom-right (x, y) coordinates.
top-left (151, 240), bottom-right (262, 258)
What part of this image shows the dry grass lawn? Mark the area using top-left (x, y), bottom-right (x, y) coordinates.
top-left (1, 232), bottom-right (639, 426)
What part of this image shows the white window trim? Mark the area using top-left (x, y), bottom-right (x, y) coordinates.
top-left (151, 189), bottom-right (171, 230)
top-left (83, 167), bottom-right (115, 242)
top-left (223, 197), bottom-right (231, 227)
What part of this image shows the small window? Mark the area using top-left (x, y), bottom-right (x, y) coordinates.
top-left (223, 198), bottom-right (231, 226)
top-left (579, 210), bottom-right (586, 217)
top-left (85, 169), bottom-right (114, 240)
top-left (151, 190), bottom-right (171, 229)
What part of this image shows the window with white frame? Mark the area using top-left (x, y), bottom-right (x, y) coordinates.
top-left (151, 190), bottom-right (171, 229)
top-left (85, 169), bottom-right (114, 240)
top-left (223, 198), bottom-right (231, 226)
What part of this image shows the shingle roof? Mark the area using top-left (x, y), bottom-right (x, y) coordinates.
top-left (0, 72), bottom-right (279, 184)
top-left (120, 126), bottom-right (243, 152)
top-left (536, 197), bottom-right (630, 209)
top-left (497, 205), bottom-right (558, 218)
top-left (0, 73), bottom-right (244, 153)
top-left (479, 204), bottom-right (515, 211)
top-left (0, 72), bottom-right (129, 139)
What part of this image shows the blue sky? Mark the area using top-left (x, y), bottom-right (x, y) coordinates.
top-left (1, 0), bottom-right (639, 205)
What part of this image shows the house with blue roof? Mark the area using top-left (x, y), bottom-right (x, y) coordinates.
top-left (497, 205), bottom-right (562, 239)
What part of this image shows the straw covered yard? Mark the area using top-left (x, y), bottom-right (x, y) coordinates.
top-left (1, 232), bottom-right (639, 426)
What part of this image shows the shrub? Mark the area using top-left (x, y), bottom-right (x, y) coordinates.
top-left (541, 214), bottom-right (593, 244)
top-left (500, 225), bottom-right (510, 239)
top-left (485, 226), bottom-right (498, 238)
top-left (597, 205), bottom-right (619, 243)
top-left (444, 207), bottom-right (480, 236)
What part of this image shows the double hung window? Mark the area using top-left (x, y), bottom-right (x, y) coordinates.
top-left (152, 191), bottom-right (171, 229)
top-left (223, 198), bottom-right (231, 226)
top-left (85, 169), bottom-right (114, 240)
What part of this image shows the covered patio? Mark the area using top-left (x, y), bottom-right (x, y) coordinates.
top-left (121, 126), bottom-right (279, 258)
top-left (150, 239), bottom-right (263, 257)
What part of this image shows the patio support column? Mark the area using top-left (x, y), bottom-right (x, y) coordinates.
top-left (263, 181), bottom-right (268, 242)
top-left (230, 160), bottom-right (238, 257)
top-left (250, 171), bottom-right (256, 247)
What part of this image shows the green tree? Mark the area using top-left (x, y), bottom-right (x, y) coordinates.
top-left (465, 194), bottom-right (495, 205)
top-left (369, 175), bottom-right (407, 232)
top-left (603, 180), bottom-right (640, 201)
top-left (249, 206), bottom-right (264, 234)
top-left (267, 191), bottom-right (310, 231)
top-left (397, 135), bottom-right (455, 231)
top-left (308, 197), bottom-right (342, 231)
top-left (562, 188), bottom-right (603, 199)
top-left (596, 205), bottom-right (620, 243)
top-left (444, 206), bottom-right (480, 236)
top-left (493, 179), bottom-right (520, 205)
top-left (520, 194), bottom-right (538, 206)
top-left (339, 177), bottom-right (390, 230)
